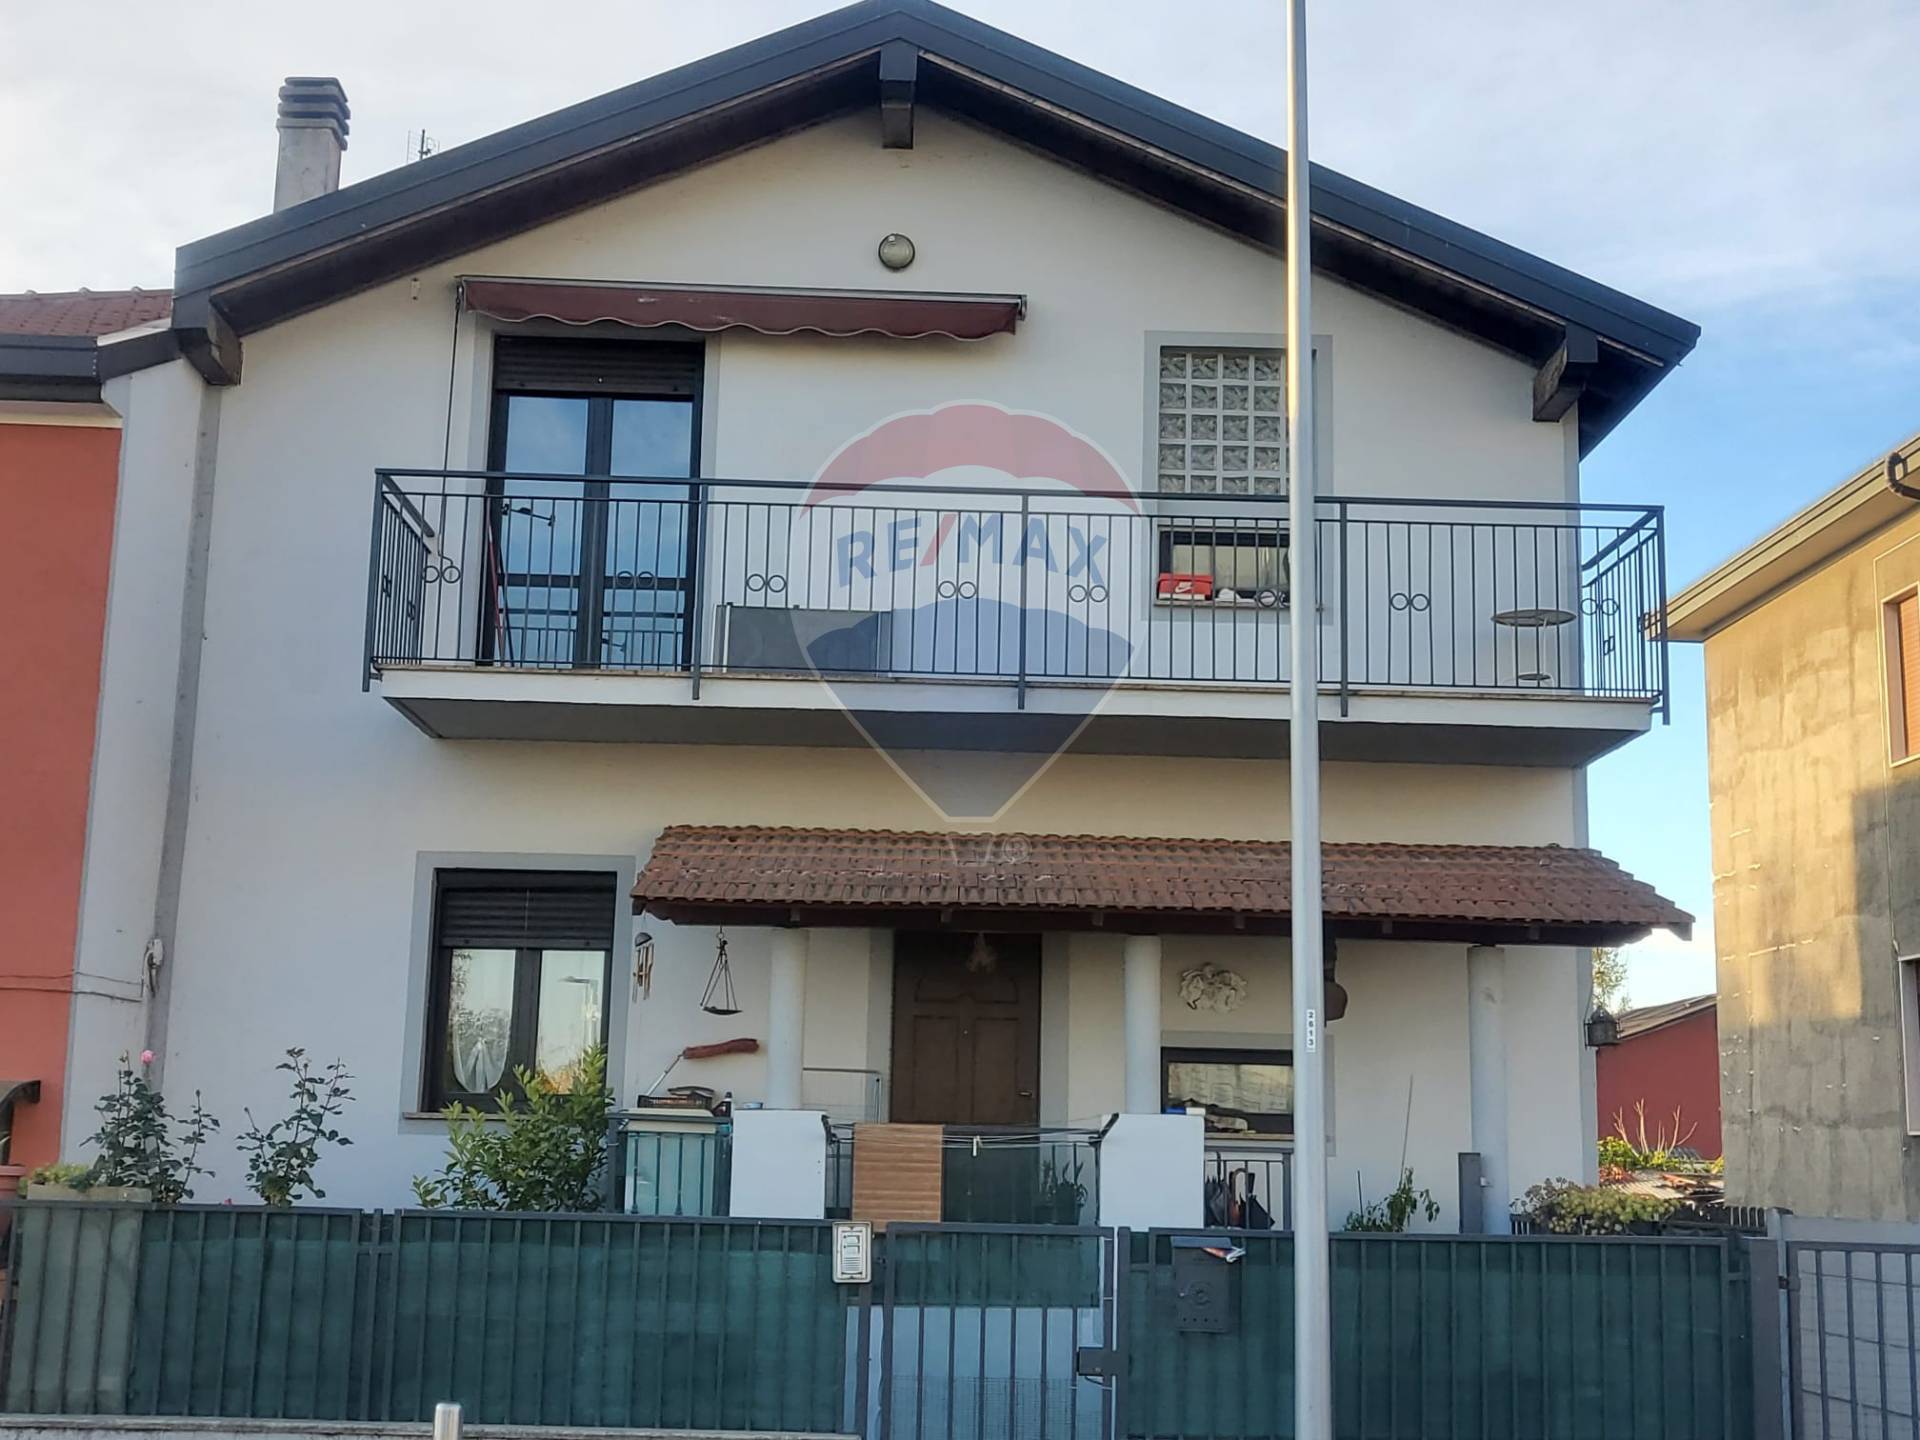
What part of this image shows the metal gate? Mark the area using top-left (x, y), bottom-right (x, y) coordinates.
top-left (1778, 1216), bottom-right (1920, 1439)
top-left (863, 1224), bottom-right (1121, 1440)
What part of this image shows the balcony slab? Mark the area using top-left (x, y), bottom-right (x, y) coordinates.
top-left (376, 666), bottom-right (1653, 767)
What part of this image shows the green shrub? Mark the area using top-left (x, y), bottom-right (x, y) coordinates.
top-left (1344, 1167), bottom-right (1441, 1232)
top-left (24, 1161), bottom-right (92, 1192)
top-left (236, 1048), bottom-right (355, 1206)
top-left (1514, 1178), bottom-right (1679, 1234)
top-left (412, 1045), bottom-right (612, 1212)
top-left (84, 1052), bottom-right (217, 1202)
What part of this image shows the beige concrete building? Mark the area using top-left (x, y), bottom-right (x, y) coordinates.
top-left (1669, 429), bottom-right (1920, 1221)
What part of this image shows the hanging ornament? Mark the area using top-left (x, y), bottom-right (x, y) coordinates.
top-left (699, 929), bottom-right (740, 1016)
top-left (966, 932), bottom-right (997, 973)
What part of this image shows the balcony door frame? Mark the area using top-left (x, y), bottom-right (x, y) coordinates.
top-left (480, 337), bottom-right (705, 671)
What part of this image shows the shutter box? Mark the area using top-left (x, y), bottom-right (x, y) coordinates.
top-left (491, 336), bottom-right (703, 397)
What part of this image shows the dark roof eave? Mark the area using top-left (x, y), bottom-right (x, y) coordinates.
top-left (632, 897), bottom-right (1668, 948)
top-left (169, 0), bottom-right (1696, 444)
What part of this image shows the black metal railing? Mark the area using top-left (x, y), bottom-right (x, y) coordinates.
top-left (604, 1113), bottom-right (730, 1217)
top-left (820, 1123), bottom-right (1104, 1225)
top-left (366, 470), bottom-right (1669, 715)
top-left (1203, 1142), bottom-right (1293, 1230)
top-left (941, 1128), bottom-right (1101, 1227)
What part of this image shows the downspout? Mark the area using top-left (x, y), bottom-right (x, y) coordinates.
top-left (1888, 448), bottom-right (1920, 503)
top-left (143, 383), bottom-right (223, 1083)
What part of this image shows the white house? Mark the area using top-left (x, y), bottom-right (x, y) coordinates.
top-left (56, 0), bottom-right (1694, 1233)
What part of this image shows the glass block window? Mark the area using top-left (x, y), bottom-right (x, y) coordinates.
top-left (1156, 348), bottom-right (1287, 494)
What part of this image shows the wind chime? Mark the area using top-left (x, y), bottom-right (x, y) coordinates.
top-left (699, 928), bottom-right (740, 1015)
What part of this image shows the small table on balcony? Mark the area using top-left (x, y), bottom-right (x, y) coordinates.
top-left (1492, 607), bottom-right (1575, 686)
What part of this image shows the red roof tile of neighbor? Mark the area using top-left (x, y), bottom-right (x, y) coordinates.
top-left (633, 826), bottom-right (1694, 941)
top-left (0, 289), bottom-right (173, 337)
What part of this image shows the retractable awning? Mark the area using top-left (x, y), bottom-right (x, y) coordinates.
top-left (462, 278), bottom-right (1024, 341)
top-left (633, 826), bottom-right (1692, 947)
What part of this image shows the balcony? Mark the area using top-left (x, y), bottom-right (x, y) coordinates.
top-left (365, 470), bottom-right (1668, 766)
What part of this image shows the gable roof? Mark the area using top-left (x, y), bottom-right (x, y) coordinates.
top-left (171, 0), bottom-right (1696, 452)
top-left (0, 288), bottom-right (177, 402)
top-left (1614, 993), bottom-right (1715, 1041)
top-left (1666, 428), bottom-right (1920, 641)
top-left (0, 289), bottom-right (173, 337)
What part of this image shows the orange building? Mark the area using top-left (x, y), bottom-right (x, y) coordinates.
top-left (0, 288), bottom-right (171, 1194)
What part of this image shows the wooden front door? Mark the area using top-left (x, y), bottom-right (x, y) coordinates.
top-left (890, 933), bottom-right (1041, 1125)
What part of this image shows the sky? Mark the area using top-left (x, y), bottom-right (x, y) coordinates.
top-left (5, 2), bottom-right (1918, 1010)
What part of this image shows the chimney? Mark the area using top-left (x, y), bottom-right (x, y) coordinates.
top-left (274, 77), bottom-right (350, 212)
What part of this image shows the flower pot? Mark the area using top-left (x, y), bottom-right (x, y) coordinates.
top-left (0, 1164), bottom-right (23, 1201)
top-left (25, 1182), bottom-right (152, 1204)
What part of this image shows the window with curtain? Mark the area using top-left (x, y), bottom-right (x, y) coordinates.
top-left (1162, 1046), bottom-right (1294, 1136)
top-left (424, 869), bottom-right (616, 1110)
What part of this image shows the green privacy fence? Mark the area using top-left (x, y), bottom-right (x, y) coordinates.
top-left (1124, 1230), bottom-right (1755, 1440)
top-left (0, 1202), bottom-right (846, 1432)
top-left (2, 1203), bottom-right (1756, 1439)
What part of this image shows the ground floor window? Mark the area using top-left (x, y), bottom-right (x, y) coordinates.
top-left (1163, 1046), bottom-right (1294, 1137)
top-left (424, 869), bottom-right (616, 1110)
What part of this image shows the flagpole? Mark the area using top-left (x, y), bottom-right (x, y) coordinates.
top-left (1285, 0), bottom-right (1332, 1435)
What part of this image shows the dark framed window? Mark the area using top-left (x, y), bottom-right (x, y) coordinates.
top-left (424, 869), bottom-right (617, 1110)
top-left (1162, 1046), bottom-right (1294, 1137)
top-left (483, 336), bottom-right (704, 671)
top-left (1888, 590), bottom-right (1920, 760)
top-left (1156, 525), bottom-right (1288, 605)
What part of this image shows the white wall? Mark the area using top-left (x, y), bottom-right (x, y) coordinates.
top-left (98, 108), bottom-right (1593, 1209)
top-left (63, 360), bottom-right (208, 1141)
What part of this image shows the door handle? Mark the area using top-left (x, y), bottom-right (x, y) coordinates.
top-left (1018, 1089), bottom-right (1034, 1098)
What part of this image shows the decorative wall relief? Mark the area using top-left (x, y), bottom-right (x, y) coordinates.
top-left (1178, 963), bottom-right (1248, 1014)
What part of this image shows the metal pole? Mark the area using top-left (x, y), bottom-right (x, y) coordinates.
top-left (432, 1402), bottom-right (463, 1440)
top-left (1285, 1), bottom-right (1332, 1436)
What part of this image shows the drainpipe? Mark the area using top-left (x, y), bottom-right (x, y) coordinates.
top-left (1887, 449), bottom-right (1920, 503)
top-left (1466, 944), bottom-right (1510, 1234)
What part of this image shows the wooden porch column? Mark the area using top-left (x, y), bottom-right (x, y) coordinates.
top-left (767, 928), bottom-right (808, 1108)
top-left (1123, 934), bottom-right (1163, 1113)
top-left (1467, 944), bottom-right (1510, 1233)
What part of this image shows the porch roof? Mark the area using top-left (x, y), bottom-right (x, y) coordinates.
top-left (632, 825), bottom-right (1692, 946)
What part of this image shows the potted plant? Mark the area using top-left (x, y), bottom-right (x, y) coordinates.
top-left (1037, 1155), bottom-right (1088, 1226)
top-left (20, 1161), bottom-right (92, 1199)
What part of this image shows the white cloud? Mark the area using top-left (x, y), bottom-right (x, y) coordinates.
top-left (4, 0), bottom-right (1918, 324)
top-left (1620, 926), bottom-right (1718, 1009)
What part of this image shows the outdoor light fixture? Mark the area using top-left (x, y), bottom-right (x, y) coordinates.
top-left (1585, 1006), bottom-right (1621, 1048)
top-left (876, 232), bottom-right (916, 270)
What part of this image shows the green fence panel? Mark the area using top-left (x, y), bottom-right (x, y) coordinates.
top-left (1, 1203), bottom-right (145, 1416)
top-left (884, 1226), bottom-right (1104, 1310)
top-left (125, 1206), bottom-right (367, 1419)
top-left (2, 1203), bottom-right (846, 1432)
top-left (375, 1213), bottom-right (845, 1432)
top-left (1127, 1231), bottom-right (1752, 1440)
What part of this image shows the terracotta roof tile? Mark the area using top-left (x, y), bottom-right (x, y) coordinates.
top-left (633, 826), bottom-right (1693, 943)
top-left (0, 289), bottom-right (172, 337)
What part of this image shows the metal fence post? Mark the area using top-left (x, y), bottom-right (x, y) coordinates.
top-left (1744, 1232), bottom-right (1790, 1440)
top-left (363, 472), bottom-right (388, 692)
top-left (1016, 492), bottom-right (1030, 710)
top-left (1335, 501), bottom-right (1350, 717)
top-left (432, 1401), bottom-right (463, 1440)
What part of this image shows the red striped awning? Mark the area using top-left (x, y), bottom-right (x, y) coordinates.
top-left (462, 278), bottom-right (1023, 341)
